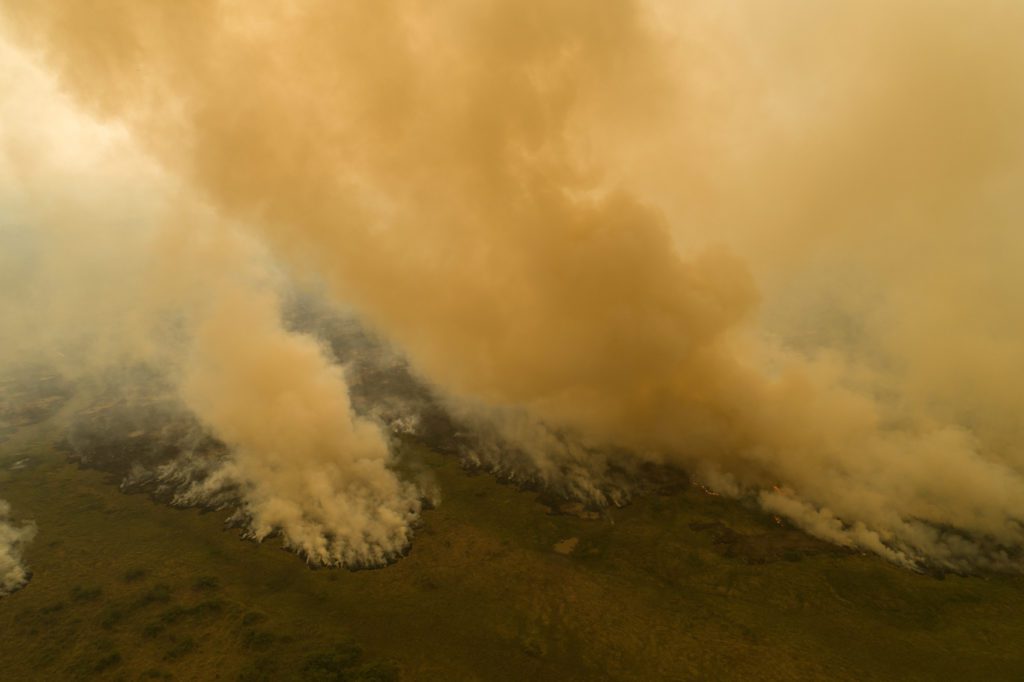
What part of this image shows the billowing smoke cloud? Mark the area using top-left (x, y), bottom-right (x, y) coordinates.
top-left (173, 285), bottom-right (421, 566)
top-left (2, 1), bottom-right (1023, 570)
top-left (0, 37), bottom-right (421, 566)
top-left (0, 499), bottom-right (34, 595)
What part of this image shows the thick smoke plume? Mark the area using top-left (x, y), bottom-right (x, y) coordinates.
top-left (0, 499), bottom-right (34, 595)
top-left (2, 2), bottom-right (1024, 570)
top-left (0, 38), bottom-right (420, 566)
top-left (173, 287), bottom-right (421, 566)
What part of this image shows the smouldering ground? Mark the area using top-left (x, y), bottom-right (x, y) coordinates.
top-left (1, 408), bottom-right (1024, 680)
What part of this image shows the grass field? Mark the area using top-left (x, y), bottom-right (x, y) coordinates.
top-left (1, 400), bottom-right (1023, 681)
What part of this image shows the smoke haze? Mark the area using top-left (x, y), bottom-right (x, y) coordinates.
top-left (1, 1), bottom-right (1023, 570)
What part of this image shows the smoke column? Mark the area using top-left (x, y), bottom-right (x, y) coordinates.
top-left (0, 38), bottom-right (420, 566)
top-left (173, 284), bottom-right (421, 566)
top-left (2, 1), bottom-right (1023, 569)
top-left (0, 499), bottom-right (34, 595)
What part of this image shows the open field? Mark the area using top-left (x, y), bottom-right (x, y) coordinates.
top-left (2, 401), bottom-right (1023, 682)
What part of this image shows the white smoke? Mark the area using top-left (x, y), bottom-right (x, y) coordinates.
top-left (0, 499), bottom-right (35, 595)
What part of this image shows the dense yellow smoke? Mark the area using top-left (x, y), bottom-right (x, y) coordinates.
top-left (2, 1), bottom-right (1023, 568)
top-left (177, 284), bottom-right (420, 565)
top-left (0, 40), bottom-right (418, 566)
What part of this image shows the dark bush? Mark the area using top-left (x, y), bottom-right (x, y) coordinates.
top-left (70, 585), bottom-right (102, 602)
top-left (193, 575), bottom-right (220, 591)
top-left (123, 567), bottom-right (148, 583)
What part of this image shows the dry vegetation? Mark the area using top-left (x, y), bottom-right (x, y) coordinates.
top-left (1, 397), bottom-right (1023, 680)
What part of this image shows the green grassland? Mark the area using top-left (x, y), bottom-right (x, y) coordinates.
top-left (1, 403), bottom-right (1023, 680)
